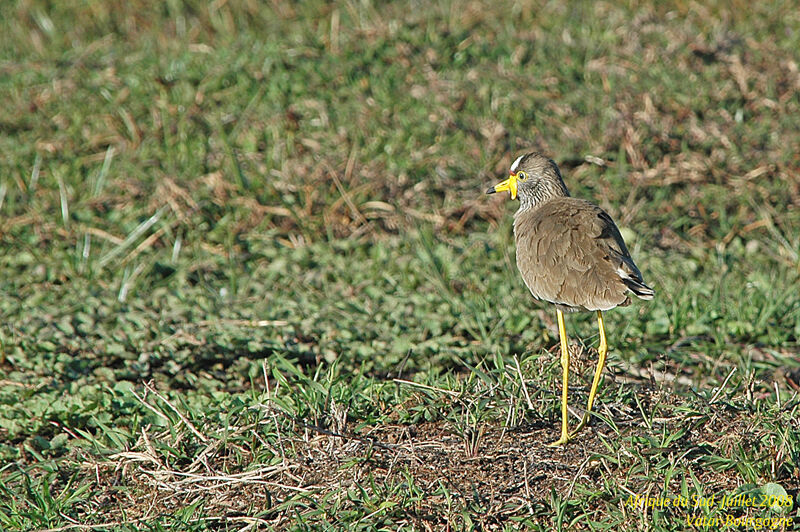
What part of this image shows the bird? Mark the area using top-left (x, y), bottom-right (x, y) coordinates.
top-left (486, 152), bottom-right (654, 445)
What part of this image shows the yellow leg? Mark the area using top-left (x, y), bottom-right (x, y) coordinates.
top-left (572, 310), bottom-right (608, 436)
top-left (548, 309), bottom-right (571, 446)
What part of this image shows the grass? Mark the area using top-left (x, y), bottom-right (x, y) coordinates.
top-left (1, 0), bottom-right (799, 529)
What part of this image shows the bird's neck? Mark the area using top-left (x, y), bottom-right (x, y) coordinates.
top-left (516, 179), bottom-right (570, 213)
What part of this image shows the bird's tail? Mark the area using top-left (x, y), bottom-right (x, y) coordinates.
top-left (623, 277), bottom-right (655, 300)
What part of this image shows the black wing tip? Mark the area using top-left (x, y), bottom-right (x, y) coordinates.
top-left (623, 278), bottom-right (655, 300)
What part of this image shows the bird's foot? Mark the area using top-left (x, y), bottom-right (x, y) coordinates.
top-left (547, 434), bottom-right (572, 447)
top-left (570, 414), bottom-right (591, 437)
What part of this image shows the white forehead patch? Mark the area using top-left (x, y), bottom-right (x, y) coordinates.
top-left (509, 155), bottom-right (525, 173)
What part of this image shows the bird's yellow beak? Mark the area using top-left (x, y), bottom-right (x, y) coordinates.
top-left (486, 173), bottom-right (518, 200)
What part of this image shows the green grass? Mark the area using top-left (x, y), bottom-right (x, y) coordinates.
top-left (1, 0), bottom-right (799, 529)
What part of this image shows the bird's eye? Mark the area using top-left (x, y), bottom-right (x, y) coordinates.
top-left (518, 171), bottom-right (528, 181)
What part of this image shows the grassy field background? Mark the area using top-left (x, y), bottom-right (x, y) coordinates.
top-left (1, 0), bottom-right (799, 529)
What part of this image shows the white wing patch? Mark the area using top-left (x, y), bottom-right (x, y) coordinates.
top-left (510, 155), bottom-right (525, 173)
top-left (616, 267), bottom-right (631, 280)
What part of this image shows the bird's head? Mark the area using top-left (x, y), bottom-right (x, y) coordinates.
top-left (486, 152), bottom-right (569, 205)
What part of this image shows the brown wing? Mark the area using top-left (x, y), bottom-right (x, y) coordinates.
top-left (513, 198), bottom-right (650, 311)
